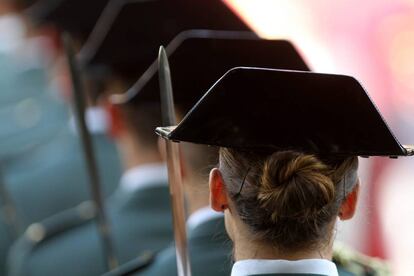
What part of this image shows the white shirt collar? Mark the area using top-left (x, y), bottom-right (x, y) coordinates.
top-left (187, 206), bottom-right (223, 231)
top-left (84, 107), bottom-right (109, 134)
top-left (69, 107), bottom-right (109, 135)
top-left (120, 163), bottom-right (168, 192)
top-left (231, 259), bottom-right (339, 276)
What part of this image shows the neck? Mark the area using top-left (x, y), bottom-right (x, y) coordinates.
top-left (185, 176), bottom-right (210, 215)
top-left (232, 222), bottom-right (334, 262)
top-left (117, 132), bottom-right (162, 171)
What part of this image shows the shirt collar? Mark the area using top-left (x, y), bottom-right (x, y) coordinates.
top-left (231, 259), bottom-right (339, 276)
top-left (187, 206), bottom-right (223, 231)
top-left (69, 107), bottom-right (109, 135)
top-left (120, 163), bottom-right (168, 192)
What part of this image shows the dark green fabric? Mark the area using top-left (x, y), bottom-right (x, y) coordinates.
top-left (102, 252), bottom-right (155, 276)
top-left (4, 130), bottom-right (122, 227)
top-left (6, 200), bottom-right (99, 276)
top-left (8, 185), bottom-right (173, 276)
top-left (0, 56), bottom-right (121, 275)
top-left (137, 215), bottom-right (232, 276)
top-left (336, 266), bottom-right (355, 276)
top-left (0, 212), bottom-right (14, 276)
top-left (0, 65), bottom-right (68, 158)
top-left (0, 130), bottom-right (121, 275)
top-left (0, 58), bottom-right (69, 275)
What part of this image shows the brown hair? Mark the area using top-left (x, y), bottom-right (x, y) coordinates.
top-left (121, 102), bottom-right (161, 150)
top-left (219, 148), bottom-right (358, 252)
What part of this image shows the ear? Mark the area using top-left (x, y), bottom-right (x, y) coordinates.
top-left (339, 181), bottom-right (360, 220)
top-left (105, 102), bottom-right (124, 138)
top-left (209, 168), bottom-right (229, 212)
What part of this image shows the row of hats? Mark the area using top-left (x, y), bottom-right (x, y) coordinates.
top-left (26, 0), bottom-right (250, 74)
top-left (23, 0), bottom-right (413, 157)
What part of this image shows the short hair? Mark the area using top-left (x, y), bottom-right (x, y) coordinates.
top-left (120, 101), bottom-right (161, 150)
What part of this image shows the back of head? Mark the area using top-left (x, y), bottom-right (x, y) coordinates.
top-left (121, 101), bottom-right (161, 151)
top-left (219, 148), bottom-right (358, 252)
top-left (104, 75), bottom-right (161, 152)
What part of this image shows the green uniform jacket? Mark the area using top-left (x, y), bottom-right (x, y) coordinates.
top-left (0, 54), bottom-right (122, 275)
top-left (137, 215), bottom-right (232, 276)
top-left (0, 214), bottom-right (14, 276)
top-left (0, 130), bottom-right (121, 275)
top-left (4, 130), bottom-right (122, 227)
top-left (7, 184), bottom-right (173, 276)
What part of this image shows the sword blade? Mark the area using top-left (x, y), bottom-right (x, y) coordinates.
top-left (158, 46), bottom-right (192, 276)
top-left (62, 33), bottom-right (118, 271)
top-left (158, 46), bottom-right (177, 126)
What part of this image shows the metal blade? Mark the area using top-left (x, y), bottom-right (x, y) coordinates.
top-left (158, 46), bottom-right (192, 276)
top-left (158, 46), bottom-right (177, 126)
top-left (110, 29), bottom-right (257, 105)
top-left (61, 32), bottom-right (118, 271)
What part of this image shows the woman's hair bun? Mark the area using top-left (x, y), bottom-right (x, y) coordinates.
top-left (258, 151), bottom-right (335, 223)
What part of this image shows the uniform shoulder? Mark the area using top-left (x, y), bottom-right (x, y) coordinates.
top-left (333, 241), bottom-right (391, 276)
top-left (7, 201), bottom-right (97, 276)
top-left (102, 251), bottom-right (155, 276)
top-left (23, 201), bottom-right (96, 246)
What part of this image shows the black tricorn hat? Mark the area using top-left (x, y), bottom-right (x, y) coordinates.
top-left (156, 67), bottom-right (414, 157)
top-left (25, 0), bottom-right (109, 42)
top-left (112, 30), bottom-right (310, 113)
top-left (81, 0), bottom-right (251, 80)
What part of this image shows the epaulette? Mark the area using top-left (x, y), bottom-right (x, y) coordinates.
top-left (101, 251), bottom-right (155, 276)
top-left (8, 201), bottom-right (97, 276)
top-left (25, 200), bottom-right (97, 244)
top-left (333, 241), bottom-right (391, 276)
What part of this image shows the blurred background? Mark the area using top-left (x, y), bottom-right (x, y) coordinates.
top-left (224, 0), bottom-right (414, 274)
top-left (0, 0), bottom-right (413, 275)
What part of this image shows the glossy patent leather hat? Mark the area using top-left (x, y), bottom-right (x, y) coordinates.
top-left (112, 30), bottom-right (309, 113)
top-left (157, 67), bottom-right (414, 157)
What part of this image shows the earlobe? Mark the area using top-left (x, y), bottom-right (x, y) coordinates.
top-left (339, 181), bottom-right (360, 221)
top-left (209, 168), bottom-right (229, 212)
